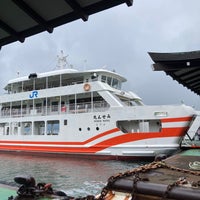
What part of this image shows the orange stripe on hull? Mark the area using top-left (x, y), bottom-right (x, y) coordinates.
top-left (161, 116), bottom-right (193, 123)
top-left (0, 116), bottom-right (191, 146)
top-left (0, 127), bottom-right (188, 154)
top-left (92, 127), bottom-right (188, 150)
top-left (0, 127), bottom-right (120, 145)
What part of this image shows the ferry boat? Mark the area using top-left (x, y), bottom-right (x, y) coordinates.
top-left (0, 52), bottom-right (197, 160)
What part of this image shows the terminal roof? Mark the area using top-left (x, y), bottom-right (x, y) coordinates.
top-left (0, 0), bottom-right (133, 49)
top-left (149, 51), bottom-right (200, 96)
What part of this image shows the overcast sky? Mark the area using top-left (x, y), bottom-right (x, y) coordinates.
top-left (0, 0), bottom-right (200, 109)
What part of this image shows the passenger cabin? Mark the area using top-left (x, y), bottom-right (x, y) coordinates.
top-left (0, 69), bottom-right (143, 119)
top-left (4, 69), bottom-right (124, 93)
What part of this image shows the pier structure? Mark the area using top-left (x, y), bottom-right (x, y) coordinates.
top-left (0, 0), bottom-right (133, 49)
top-left (149, 51), bottom-right (200, 147)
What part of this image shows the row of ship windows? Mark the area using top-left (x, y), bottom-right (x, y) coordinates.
top-left (0, 120), bottom-right (101, 135)
top-left (8, 75), bottom-right (121, 93)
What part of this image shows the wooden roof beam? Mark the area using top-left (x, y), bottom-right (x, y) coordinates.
top-left (125, 0), bottom-right (133, 6)
top-left (0, 19), bottom-right (25, 43)
top-left (64, 0), bottom-right (88, 22)
top-left (151, 63), bottom-right (178, 71)
top-left (12, 0), bottom-right (53, 33)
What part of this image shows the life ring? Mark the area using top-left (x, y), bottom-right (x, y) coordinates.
top-left (84, 83), bottom-right (91, 91)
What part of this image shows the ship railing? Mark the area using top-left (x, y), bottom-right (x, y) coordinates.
top-left (93, 101), bottom-right (110, 112)
top-left (68, 101), bottom-right (109, 114)
top-left (0, 101), bottom-right (110, 118)
top-left (121, 99), bottom-right (143, 106)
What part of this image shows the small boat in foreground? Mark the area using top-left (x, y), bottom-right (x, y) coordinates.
top-left (0, 51), bottom-right (198, 160)
top-left (7, 176), bottom-right (68, 200)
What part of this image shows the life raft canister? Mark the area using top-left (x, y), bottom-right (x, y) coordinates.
top-left (84, 83), bottom-right (91, 91)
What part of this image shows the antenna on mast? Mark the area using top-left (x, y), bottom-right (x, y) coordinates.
top-left (56, 50), bottom-right (68, 69)
top-left (17, 71), bottom-right (20, 77)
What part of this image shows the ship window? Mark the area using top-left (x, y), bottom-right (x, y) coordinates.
top-left (112, 78), bottom-right (119, 89)
top-left (107, 77), bottom-right (112, 86)
top-left (35, 78), bottom-right (46, 90)
top-left (0, 123), bottom-right (9, 135)
top-left (48, 75), bottom-right (60, 88)
top-left (11, 122), bottom-right (18, 135)
top-left (34, 121), bottom-right (45, 135)
top-left (101, 75), bottom-right (106, 83)
top-left (1, 106), bottom-right (10, 117)
top-left (51, 101), bottom-right (59, 112)
top-left (117, 120), bottom-right (161, 133)
top-left (22, 122), bottom-right (32, 135)
top-left (35, 103), bottom-right (42, 113)
top-left (47, 120), bottom-right (59, 135)
top-left (91, 73), bottom-right (98, 81)
top-left (64, 120), bottom-right (67, 126)
top-left (23, 80), bottom-right (34, 91)
top-left (6, 126), bottom-right (9, 135)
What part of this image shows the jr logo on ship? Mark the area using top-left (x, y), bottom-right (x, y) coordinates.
top-left (29, 90), bottom-right (38, 99)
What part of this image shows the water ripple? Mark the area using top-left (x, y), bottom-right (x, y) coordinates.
top-left (0, 153), bottom-right (148, 197)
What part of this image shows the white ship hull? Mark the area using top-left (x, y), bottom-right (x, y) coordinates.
top-left (0, 105), bottom-right (194, 160)
top-left (0, 53), bottom-right (196, 160)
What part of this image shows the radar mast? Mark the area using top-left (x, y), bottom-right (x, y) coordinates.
top-left (56, 50), bottom-right (69, 69)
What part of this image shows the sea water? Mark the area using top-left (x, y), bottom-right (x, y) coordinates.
top-left (0, 153), bottom-right (148, 197)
